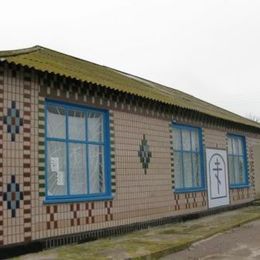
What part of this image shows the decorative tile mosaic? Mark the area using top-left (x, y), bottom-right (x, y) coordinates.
top-left (231, 188), bottom-right (250, 202)
top-left (248, 145), bottom-right (254, 186)
top-left (105, 201), bottom-right (113, 221)
top-left (174, 191), bottom-right (207, 210)
top-left (38, 97), bottom-right (45, 197)
top-left (138, 134), bottom-right (152, 174)
top-left (3, 175), bottom-right (23, 218)
top-left (46, 205), bottom-right (58, 230)
top-left (0, 64), bottom-right (3, 246)
top-left (185, 193), bottom-right (197, 209)
top-left (85, 202), bottom-right (95, 224)
top-left (201, 191), bottom-right (207, 206)
top-left (169, 124), bottom-right (175, 190)
top-left (109, 111), bottom-right (116, 195)
top-left (174, 193), bottom-right (180, 210)
top-left (23, 72), bottom-right (32, 242)
top-left (3, 101), bottom-right (23, 141)
top-left (70, 204), bottom-right (81, 226)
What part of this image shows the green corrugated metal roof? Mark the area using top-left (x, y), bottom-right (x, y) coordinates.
top-left (0, 45), bottom-right (259, 129)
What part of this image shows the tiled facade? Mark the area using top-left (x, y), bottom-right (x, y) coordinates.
top-left (0, 65), bottom-right (38, 245)
top-left (0, 63), bottom-right (259, 248)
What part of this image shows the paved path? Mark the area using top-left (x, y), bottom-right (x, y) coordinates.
top-left (162, 219), bottom-right (260, 260)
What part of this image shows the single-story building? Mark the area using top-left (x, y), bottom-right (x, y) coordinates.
top-left (0, 46), bottom-right (259, 251)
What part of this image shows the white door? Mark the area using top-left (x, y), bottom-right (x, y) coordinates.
top-left (206, 149), bottom-right (230, 208)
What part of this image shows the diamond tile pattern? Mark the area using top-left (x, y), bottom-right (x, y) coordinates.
top-left (138, 134), bottom-right (152, 174)
top-left (85, 202), bottom-right (95, 224)
top-left (105, 201), bottom-right (113, 221)
top-left (70, 204), bottom-right (81, 226)
top-left (3, 175), bottom-right (23, 218)
top-left (46, 206), bottom-right (58, 230)
top-left (3, 101), bottom-right (23, 141)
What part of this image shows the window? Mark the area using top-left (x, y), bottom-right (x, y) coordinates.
top-left (45, 101), bottom-right (111, 202)
top-left (227, 134), bottom-right (248, 187)
top-left (172, 124), bottom-right (204, 192)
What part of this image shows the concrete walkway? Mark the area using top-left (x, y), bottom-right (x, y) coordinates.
top-left (18, 205), bottom-right (260, 260)
top-left (162, 219), bottom-right (260, 260)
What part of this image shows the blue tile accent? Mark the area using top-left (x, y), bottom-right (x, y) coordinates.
top-left (138, 134), bottom-right (152, 174)
top-left (3, 101), bottom-right (23, 141)
top-left (3, 175), bottom-right (23, 218)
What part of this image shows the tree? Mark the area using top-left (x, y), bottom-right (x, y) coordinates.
top-left (246, 113), bottom-right (260, 123)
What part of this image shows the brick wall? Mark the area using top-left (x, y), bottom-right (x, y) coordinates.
top-left (0, 63), bottom-right (259, 247)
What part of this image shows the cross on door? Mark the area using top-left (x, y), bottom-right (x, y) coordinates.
top-left (212, 158), bottom-right (222, 194)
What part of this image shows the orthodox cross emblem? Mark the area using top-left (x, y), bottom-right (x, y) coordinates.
top-left (208, 152), bottom-right (228, 200)
top-left (212, 158), bottom-right (222, 194)
top-left (206, 149), bottom-right (229, 208)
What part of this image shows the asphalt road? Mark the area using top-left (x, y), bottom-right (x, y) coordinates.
top-left (161, 219), bottom-right (260, 260)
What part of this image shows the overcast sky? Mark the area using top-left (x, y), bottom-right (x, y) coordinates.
top-left (1, 0), bottom-right (260, 118)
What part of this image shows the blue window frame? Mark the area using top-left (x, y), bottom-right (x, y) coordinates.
top-left (45, 100), bottom-right (111, 203)
top-left (227, 134), bottom-right (248, 188)
top-left (172, 124), bottom-right (205, 192)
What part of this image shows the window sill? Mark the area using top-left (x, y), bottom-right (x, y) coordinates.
top-left (44, 194), bottom-right (113, 204)
top-left (229, 184), bottom-right (250, 189)
top-left (174, 188), bottom-right (206, 193)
